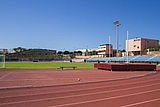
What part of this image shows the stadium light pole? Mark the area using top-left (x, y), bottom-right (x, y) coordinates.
top-left (3, 55), bottom-right (5, 68)
top-left (114, 20), bottom-right (121, 57)
top-left (109, 35), bottom-right (111, 62)
top-left (127, 31), bottom-right (129, 63)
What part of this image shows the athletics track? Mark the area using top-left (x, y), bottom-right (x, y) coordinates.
top-left (0, 67), bottom-right (159, 107)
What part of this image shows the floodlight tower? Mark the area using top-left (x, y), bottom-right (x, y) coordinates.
top-left (127, 31), bottom-right (129, 63)
top-left (109, 35), bottom-right (111, 61)
top-left (114, 20), bottom-right (121, 57)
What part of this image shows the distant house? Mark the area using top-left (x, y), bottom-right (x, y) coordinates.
top-left (75, 49), bottom-right (98, 56)
top-left (0, 49), bottom-right (8, 54)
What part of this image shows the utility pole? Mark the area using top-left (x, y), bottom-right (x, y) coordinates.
top-left (114, 20), bottom-right (121, 57)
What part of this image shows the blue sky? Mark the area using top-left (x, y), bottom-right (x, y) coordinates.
top-left (0, 0), bottom-right (160, 51)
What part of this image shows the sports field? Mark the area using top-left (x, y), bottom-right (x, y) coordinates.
top-left (5, 62), bottom-right (94, 69)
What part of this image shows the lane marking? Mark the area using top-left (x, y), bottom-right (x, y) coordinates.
top-left (0, 83), bottom-right (160, 106)
top-left (0, 85), bottom-right (32, 89)
top-left (53, 89), bottom-right (160, 107)
top-left (0, 72), bottom-right (156, 82)
top-left (121, 98), bottom-right (160, 107)
top-left (0, 76), bottom-right (144, 81)
top-left (0, 72), bottom-right (12, 79)
top-left (1, 78), bottom-right (160, 98)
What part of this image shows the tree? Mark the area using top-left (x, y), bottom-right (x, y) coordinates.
top-left (64, 51), bottom-right (70, 55)
top-left (73, 51), bottom-right (82, 56)
top-left (77, 51), bottom-right (82, 55)
top-left (121, 50), bottom-right (126, 52)
top-left (113, 49), bottom-right (117, 57)
top-left (57, 51), bottom-right (63, 56)
top-left (13, 47), bottom-right (27, 53)
top-left (92, 51), bottom-right (98, 55)
top-left (6, 48), bottom-right (60, 60)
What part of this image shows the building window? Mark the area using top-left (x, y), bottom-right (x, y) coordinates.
top-left (134, 45), bottom-right (136, 47)
top-left (137, 46), bottom-right (139, 49)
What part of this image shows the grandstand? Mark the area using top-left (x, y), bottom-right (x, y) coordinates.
top-left (87, 55), bottom-right (160, 64)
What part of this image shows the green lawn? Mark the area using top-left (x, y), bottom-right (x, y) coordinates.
top-left (5, 62), bottom-right (94, 69)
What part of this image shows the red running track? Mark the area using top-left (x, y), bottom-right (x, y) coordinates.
top-left (0, 69), bottom-right (154, 87)
top-left (0, 69), bottom-right (159, 107)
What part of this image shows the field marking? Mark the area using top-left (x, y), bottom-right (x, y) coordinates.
top-left (0, 82), bottom-right (160, 105)
top-left (53, 89), bottom-right (160, 107)
top-left (121, 98), bottom-right (160, 107)
top-left (0, 72), bottom-right (12, 79)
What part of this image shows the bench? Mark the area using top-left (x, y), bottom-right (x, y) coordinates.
top-left (57, 67), bottom-right (77, 70)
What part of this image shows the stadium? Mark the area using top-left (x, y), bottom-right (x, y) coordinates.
top-left (0, 24), bottom-right (160, 107)
top-left (0, 54), bottom-right (160, 107)
top-left (0, 17), bottom-right (160, 107)
top-left (1, 0), bottom-right (160, 107)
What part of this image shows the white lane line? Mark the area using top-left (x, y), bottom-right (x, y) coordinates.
top-left (53, 89), bottom-right (160, 107)
top-left (0, 85), bottom-right (32, 89)
top-left (0, 76), bottom-right (140, 81)
top-left (1, 77), bottom-right (160, 98)
top-left (0, 74), bottom-right (153, 81)
top-left (0, 83), bottom-right (160, 106)
top-left (0, 71), bottom-right (156, 82)
top-left (0, 72), bottom-right (12, 79)
top-left (1, 78), bottom-right (160, 98)
top-left (121, 98), bottom-right (160, 107)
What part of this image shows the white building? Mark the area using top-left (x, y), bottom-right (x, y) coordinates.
top-left (126, 38), bottom-right (159, 56)
top-left (75, 48), bottom-right (98, 56)
top-left (0, 49), bottom-right (8, 54)
top-left (7, 48), bottom-right (16, 53)
top-left (98, 44), bottom-right (113, 57)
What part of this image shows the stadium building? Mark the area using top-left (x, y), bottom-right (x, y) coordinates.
top-left (126, 38), bottom-right (159, 56)
top-left (98, 44), bottom-right (113, 57)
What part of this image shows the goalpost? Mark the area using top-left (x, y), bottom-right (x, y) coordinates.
top-left (0, 55), bottom-right (5, 68)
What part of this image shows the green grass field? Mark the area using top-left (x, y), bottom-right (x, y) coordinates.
top-left (5, 62), bottom-right (94, 69)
